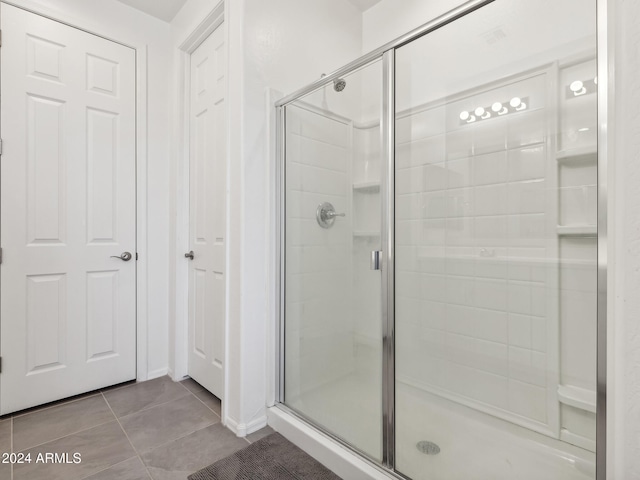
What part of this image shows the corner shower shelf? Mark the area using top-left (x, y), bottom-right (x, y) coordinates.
top-left (352, 181), bottom-right (380, 193)
top-left (556, 225), bottom-right (597, 237)
top-left (556, 145), bottom-right (597, 163)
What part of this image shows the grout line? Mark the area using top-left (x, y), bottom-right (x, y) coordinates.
top-left (138, 421), bottom-right (218, 455)
top-left (10, 417), bottom-right (13, 480)
top-left (186, 389), bottom-right (221, 420)
top-left (76, 455), bottom-right (138, 480)
top-left (14, 418), bottom-right (118, 454)
top-left (10, 393), bottom-right (102, 420)
top-left (101, 392), bottom-right (154, 480)
top-left (114, 391), bottom-right (192, 421)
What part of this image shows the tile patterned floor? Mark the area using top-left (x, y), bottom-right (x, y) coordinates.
top-left (0, 376), bottom-right (274, 480)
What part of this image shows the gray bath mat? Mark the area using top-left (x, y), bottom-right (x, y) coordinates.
top-left (188, 432), bottom-right (342, 480)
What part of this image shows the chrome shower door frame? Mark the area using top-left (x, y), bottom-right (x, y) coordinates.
top-left (274, 0), bottom-right (609, 477)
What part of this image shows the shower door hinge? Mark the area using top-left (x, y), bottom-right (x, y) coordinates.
top-left (0, 247), bottom-right (3, 264)
top-left (0, 357), bottom-right (2, 373)
top-left (136, 252), bottom-right (139, 261)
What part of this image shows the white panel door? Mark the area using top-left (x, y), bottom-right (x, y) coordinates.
top-left (187, 24), bottom-right (226, 398)
top-left (0, 4), bottom-right (137, 414)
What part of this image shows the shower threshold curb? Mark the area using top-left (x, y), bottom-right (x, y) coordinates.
top-left (267, 406), bottom-right (401, 480)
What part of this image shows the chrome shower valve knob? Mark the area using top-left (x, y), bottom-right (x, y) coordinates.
top-left (316, 202), bottom-right (345, 229)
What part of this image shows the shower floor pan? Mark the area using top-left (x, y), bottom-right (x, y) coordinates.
top-left (287, 372), bottom-right (594, 480)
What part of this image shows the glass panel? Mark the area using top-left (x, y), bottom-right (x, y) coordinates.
top-left (394, 1), bottom-right (597, 479)
top-left (283, 60), bottom-right (383, 461)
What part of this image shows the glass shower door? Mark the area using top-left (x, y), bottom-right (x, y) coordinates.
top-left (282, 60), bottom-right (384, 460)
top-left (394, 1), bottom-right (597, 479)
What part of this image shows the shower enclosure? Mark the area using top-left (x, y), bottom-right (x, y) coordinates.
top-left (276, 1), bottom-right (604, 478)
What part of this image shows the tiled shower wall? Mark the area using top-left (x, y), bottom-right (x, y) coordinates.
top-left (394, 59), bottom-right (597, 449)
top-left (285, 104), bottom-right (354, 398)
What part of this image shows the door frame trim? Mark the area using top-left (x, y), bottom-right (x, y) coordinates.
top-left (0, 0), bottom-right (151, 383)
top-left (171, 0), bottom-right (225, 386)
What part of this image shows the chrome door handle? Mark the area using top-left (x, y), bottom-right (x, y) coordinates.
top-left (111, 252), bottom-right (132, 262)
top-left (185, 250), bottom-right (194, 260)
top-left (371, 250), bottom-right (382, 270)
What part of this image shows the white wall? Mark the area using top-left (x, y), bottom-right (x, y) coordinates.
top-left (5, 0), bottom-right (172, 379)
top-left (611, 0), bottom-right (640, 477)
top-left (229, 0), bottom-right (364, 434)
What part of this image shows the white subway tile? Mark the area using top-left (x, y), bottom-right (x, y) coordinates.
top-left (476, 339), bottom-right (509, 377)
top-left (447, 157), bottom-right (472, 188)
top-left (422, 191), bottom-right (448, 219)
top-left (475, 278), bottom-right (508, 311)
top-left (507, 281), bottom-right (532, 315)
top-left (473, 118), bottom-right (507, 154)
top-left (396, 135), bottom-right (446, 168)
top-left (507, 180), bottom-right (546, 215)
top-left (507, 108), bottom-right (546, 148)
top-left (508, 145), bottom-right (546, 182)
top-left (473, 151), bottom-right (508, 186)
top-left (474, 184), bottom-right (508, 216)
top-left (446, 128), bottom-right (473, 160)
top-left (508, 214), bottom-right (547, 247)
top-left (508, 313), bottom-right (532, 349)
top-left (446, 276), bottom-right (475, 307)
top-left (446, 188), bottom-right (474, 218)
top-left (508, 380), bottom-right (547, 423)
top-left (475, 216), bottom-right (508, 247)
top-left (531, 317), bottom-right (547, 352)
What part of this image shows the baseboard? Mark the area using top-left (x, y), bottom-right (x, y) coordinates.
top-left (226, 414), bottom-right (268, 437)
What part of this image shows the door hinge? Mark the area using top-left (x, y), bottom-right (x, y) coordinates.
top-left (0, 138), bottom-right (3, 155)
top-left (136, 252), bottom-right (139, 261)
top-left (0, 247), bottom-right (3, 264)
top-left (0, 30), bottom-right (3, 48)
top-left (0, 357), bottom-right (2, 373)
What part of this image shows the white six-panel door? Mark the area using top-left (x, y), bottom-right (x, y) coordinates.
top-left (187, 25), bottom-right (226, 398)
top-left (0, 4), bottom-right (137, 414)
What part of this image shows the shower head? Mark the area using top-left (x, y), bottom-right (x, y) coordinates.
top-left (333, 78), bottom-right (346, 92)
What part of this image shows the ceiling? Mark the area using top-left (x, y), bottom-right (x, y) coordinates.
top-left (115, 0), bottom-right (188, 22)
top-left (344, 0), bottom-right (384, 12)
top-left (115, 0), bottom-right (383, 23)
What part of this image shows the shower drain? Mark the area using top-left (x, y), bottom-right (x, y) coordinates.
top-left (416, 440), bottom-right (441, 455)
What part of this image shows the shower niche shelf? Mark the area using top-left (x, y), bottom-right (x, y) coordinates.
top-left (353, 231), bottom-right (381, 238)
top-left (556, 145), bottom-right (597, 163)
top-left (556, 225), bottom-right (597, 237)
top-left (353, 181), bottom-right (380, 193)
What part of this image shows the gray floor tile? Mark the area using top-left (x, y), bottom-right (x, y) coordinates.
top-left (192, 389), bottom-right (221, 416)
top-left (104, 377), bottom-right (190, 418)
top-left (119, 395), bottom-right (218, 454)
top-left (13, 421), bottom-right (135, 480)
top-left (179, 378), bottom-right (204, 394)
top-left (0, 419), bottom-right (11, 480)
top-left (82, 456), bottom-right (150, 480)
top-left (246, 426), bottom-right (275, 443)
top-left (141, 423), bottom-right (248, 480)
top-left (0, 418), bottom-right (11, 451)
top-left (13, 395), bottom-right (114, 451)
